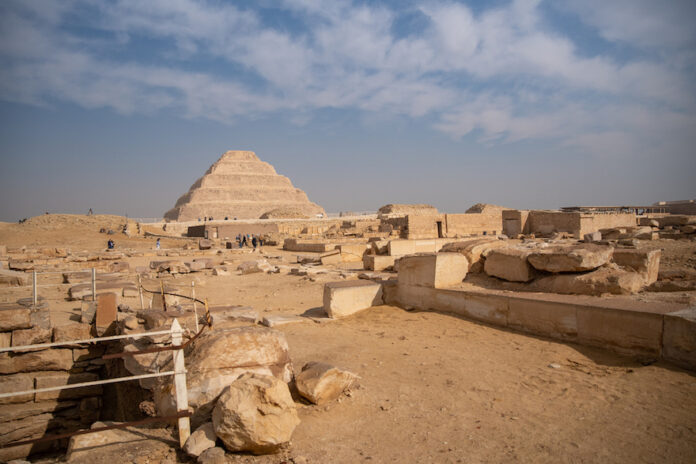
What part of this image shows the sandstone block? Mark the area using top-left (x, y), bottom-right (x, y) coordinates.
top-left (213, 373), bottom-right (300, 454)
top-left (0, 269), bottom-right (29, 287)
top-left (12, 326), bottom-right (52, 349)
top-left (0, 332), bottom-right (10, 348)
top-left (237, 259), bottom-right (273, 274)
top-left (531, 267), bottom-right (646, 295)
top-left (0, 349), bottom-right (73, 374)
top-left (0, 373), bottom-right (34, 404)
top-left (212, 267), bottom-right (229, 276)
top-left (320, 251), bottom-right (342, 265)
top-left (397, 253), bottom-right (468, 288)
top-left (184, 422), bottom-right (217, 458)
top-left (199, 239), bottom-right (214, 250)
top-left (440, 238), bottom-right (509, 270)
top-left (323, 281), bottom-right (383, 319)
top-left (53, 323), bottom-right (92, 343)
top-left (34, 372), bottom-right (102, 401)
top-left (612, 249), bottom-right (661, 285)
top-left (337, 244), bottom-right (367, 262)
top-left (295, 362), bottom-right (358, 405)
top-left (198, 447), bottom-right (227, 464)
top-left (0, 307), bottom-right (31, 332)
top-left (95, 292), bottom-right (118, 335)
top-left (527, 244), bottom-right (613, 273)
top-left (583, 231), bottom-right (602, 243)
top-left (484, 248), bottom-right (535, 282)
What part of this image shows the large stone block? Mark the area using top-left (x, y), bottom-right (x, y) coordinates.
top-left (338, 244), bottom-right (368, 262)
top-left (484, 248), bottom-right (535, 282)
top-left (34, 372), bottom-right (102, 401)
top-left (0, 373), bottom-right (34, 404)
top-left (576, 305), bottom-right (663, 356)
top-left (323, 281), bottom-right (383, 319)
top-left (612, 249), bottom-right (661, 285)
top-left (0, 348), bottom-right (74, 374)
top-left (440, 238), bottom-right (509, 271)
top-left (0, 306), bottom-right (32, 332)
top-left (0, 269), bottom-right (29, 287)
top-left (507, 298), bottom-right (578, 340)
top-left (363, 254), bottom-right (397, 271)
top-left (662, 307), bottom-right (696, 371)
top-left (527, 244), bottom-right (613, 273)
top-left (12, 326), bottom-right (52, 349)
top-left (397, 253), bottom-right (468, 289)
top-left (531, 267), bottom-right (646, 295)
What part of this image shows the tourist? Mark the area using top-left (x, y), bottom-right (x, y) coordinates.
top-left (107, 239), bottom-right (115, 250)
top-left (251, 235), bottom-right (258, 251)
top-left (156, 238), bottom-right (160, 250)
top-left (241, 234), bottom-right (247, 247)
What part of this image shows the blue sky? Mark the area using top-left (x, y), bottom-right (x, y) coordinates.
top-left (0, 0), bottom-right (694, 221)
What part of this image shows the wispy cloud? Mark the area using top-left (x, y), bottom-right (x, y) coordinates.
top-left (0, 0), bottom-right (694, 158)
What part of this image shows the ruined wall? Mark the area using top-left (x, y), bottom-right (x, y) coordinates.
top-left (580, 213), bottom-right (637, 236)
top-left (445, 213), bottom-right (503, 237)
top-left (527, 211), bottom-right (582, 237)
top-left (406, 214), bottom-right (446, 239)
top-left (502, 210), bottom-right (530, 236)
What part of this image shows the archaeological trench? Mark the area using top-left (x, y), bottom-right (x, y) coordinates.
top-left (1, 151), bottom-right (695, 462)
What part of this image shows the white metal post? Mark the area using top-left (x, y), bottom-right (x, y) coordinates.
top-left (32, 270), bottom-right (37, 307)
top-left (191, 281), bottom-right (199, 333)
top-left (171, 319), bottom-right (190, 447)
top-left (91, 268), bottom-right (96, 301)
top-left (138, 275), bottom-right (144, 311)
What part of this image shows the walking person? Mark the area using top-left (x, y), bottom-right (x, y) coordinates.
top-left (251, 234), bottom-right (258, 251)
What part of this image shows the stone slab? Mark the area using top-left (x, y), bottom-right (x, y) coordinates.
top-left (662, 307), bottom-right (696, 370)
top-left (323, 281), bottom-right (383, 319)
top-left (576, 305), bottom-right (663, 356)
top-left (397, 253), bottom-right (468, 289)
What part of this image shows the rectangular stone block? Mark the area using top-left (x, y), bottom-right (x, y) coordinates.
top-left (662, 308), bottom-right (696, 371)
top-left (0, 349), bottom-right (74, 374)
top-left (612, 249), bottom-right (661, 285)
top-left (508, 298), bottom-right (578, 340)
top-left (34, 372), bottom-right (102, 401)
top-left (338, 244), bottom-right (367, 262)
top-left (576, 305), bottom-right (663, 356)
top-left (53, 323), bottom-right (92, 343)
top-left (363, 254), bottom-right (397, 271)
top-left (0, 306), bottom-right (31, 332)
top-left (12, 326), bottom-right (52, 349)
top-left (397, 253), bottom-right (468, 289)
top-left (0, 373), bottom-right (34, 404)
top-left (0, 331), bottom-right (10, 348)
top-left (387, 239), bottom-right (416, 256)
top-left (95, 292), bottom-right (118, 335)
top-left (320, 250), bottom-right (342, 265)
top-left (323, 281), bottom-right (383, 319)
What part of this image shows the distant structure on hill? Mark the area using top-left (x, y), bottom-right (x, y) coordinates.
top-left (164, 150), bottom-right (325, 222)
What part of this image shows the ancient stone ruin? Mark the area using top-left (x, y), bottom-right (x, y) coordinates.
top-left (164, 150), bottom-right (325, 222)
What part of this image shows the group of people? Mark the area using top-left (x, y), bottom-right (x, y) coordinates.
top-left (236, 233), bottom-right (264, 250)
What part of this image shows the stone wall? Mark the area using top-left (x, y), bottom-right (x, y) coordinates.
top-left (445, 213), bottom-right (503, 237)
top-left (0, 310), bottom-right (104, 461)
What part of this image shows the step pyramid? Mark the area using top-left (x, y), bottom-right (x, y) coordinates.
top-left (164, 150), bottom-right (325, 221)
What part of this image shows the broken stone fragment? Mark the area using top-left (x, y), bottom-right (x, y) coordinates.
top-left (184, 422), bottom-right (217, 458)
top-left (213, 373), bottom-right (300, 454)
top-left (527, 244), bottom-right (613, 273)
top-left (295, 362), bottom-right (358, 405)
top-left (484, 248), bottom-right (536, 282)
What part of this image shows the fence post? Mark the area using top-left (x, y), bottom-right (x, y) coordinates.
top-left (138, 275), bottom-right (144, 311)
top-left (91, 268), bottom-right (96, 302)
top-left (32, 270), bottom-right (37, 307)
top-left (191, 281), bottom-right (199, 333)
top-left (171, 319), bottom-right (190, 448)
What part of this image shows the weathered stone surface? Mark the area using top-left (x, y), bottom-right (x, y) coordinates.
top-left (0, 331), bottom-right (10, 348)
top-left (440, 238), bottom-right (509, 271)
top-left (0, 399), bottom-right (78, 422)
top-left (184, 422), bottom-right (218, 457)
top-left (363, 254), bottom-right (397, 271)
top-left (95, 292), bottom-right (118, 335)
top-left (323, 281), bottom-right (383, 319)
top-left (527, 244), bottom-right (613, 273)
top-left (295, 362), bottom-right (358, 405)
top-left (237, 259), bottom-right (273, 274)
top-left (153, 326), bottom-right (293, 424)
top-left (662, 308), bottom-right (696, 370)
top-left (208, 305), bottom-right (259, 327)
top-left (0, 349), bottom-right (73, 374)
top-left (0, 373), bottom-right (34, 404)
top-left (0, 306), bottom-right (31, 332)
top-left (261, 314), bottom-right (305, 328)
top-left (213, 373), bottom-right (300, 454)
top-left (0, 269), bottom-right (29, 287)
top-left (612, 249), bottom-right (661, 285)
top-left (397, 253), bottom-right (468, 288)
top-left (12, 326), bottom-right (52, 349)
top-left (53, 323), bottom-right (92, 343)
top-left (531, 267), bottom-right (646, 295)
top-left (80, 301), bottom-right (97, 324)
top-left (484, 248), bottom-right (536, 282)
top-left (199, 239), bottom-right (213, 250)
top-left (583, 231), bottom-right (602, 243)
top-left (212, 267), bottom-right (229, 276)
top-left (164, 150), bottom-right (325, 221)
top-left (198, 446), bottom-right (227, 464)
top-left (34, 372), bottom-right (102, 401)
top-left (65, 421), bottom-right (171, 462)
top-left (68, 282), bottom-right (135, 300)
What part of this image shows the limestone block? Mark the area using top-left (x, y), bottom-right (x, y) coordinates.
top-left (187, 260), bottom-right (207, 272)
top-left (397, 253), bottom-right (468, 288)
top-left (295, 362), bottom-right (358, 405)
top-left (212, 373), bottom-right (300, 454)
top-left (261, 314), bottom-right (305, 328)
top-left (0, 399), bottom-right (78, 422)
top-left (237, 259), bottom-right (273, 274)
top-left (507, 298), bottom-right (577, 340)
top-left (0, 349), bottom-right (73, 374)
top-left (484, 248), bottom-right (535, 282)
top-left (53, 323), bottom-right (92, 343)
top-left (583, 231), bottom-right (602, 243)
top-left (531, 267), bottom-right (645, 295)
top-left (95, 292), bottom-right (118, 335)
top-left (0, 331), bottom-right (10, 348)
top-left (0, 373), bottom-right (34, 404)
top-left (12, 326), bottom-right (52, 349)
top-left (199, 239), bottom-right (214, 250)
top-left (612, 249), bottom-right (661, 285)
top-left (184, 422), bottom-right (217, 457)
top-left (576, 305), bottom-right (663, 356)
top-left (34, 372), bottom-right (102, 401)
top-left (323, 281), bottom-right (383, 319)
top-left (337, 244), bottom-right (367, 262)
top-left (363, 254), bottom-right (396, 271)
top-left (0, 269), bottom-right (29, 287)
top-left (387, 239), bottom-right (416, 256)
top-left (662, 307), bottom-right (696, 371)
top-left (440, 238), bottom-right (509, 271)
top-left (527, 244), bottom-right (613, 273)
top-left (153, 326), bottom-right (293, 426)
top-left (0, 307), bottom-right (31, 332)
top-left (208, 305), bottom-right (259, 327)
top-left (320, 251), bottom-right (342, 265)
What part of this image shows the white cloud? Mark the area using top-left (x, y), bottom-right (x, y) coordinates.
top-left (0, 0), bottom-right (693, 159)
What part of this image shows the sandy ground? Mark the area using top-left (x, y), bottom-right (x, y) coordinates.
top-left (1, 215), bottom-right (696, 463)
